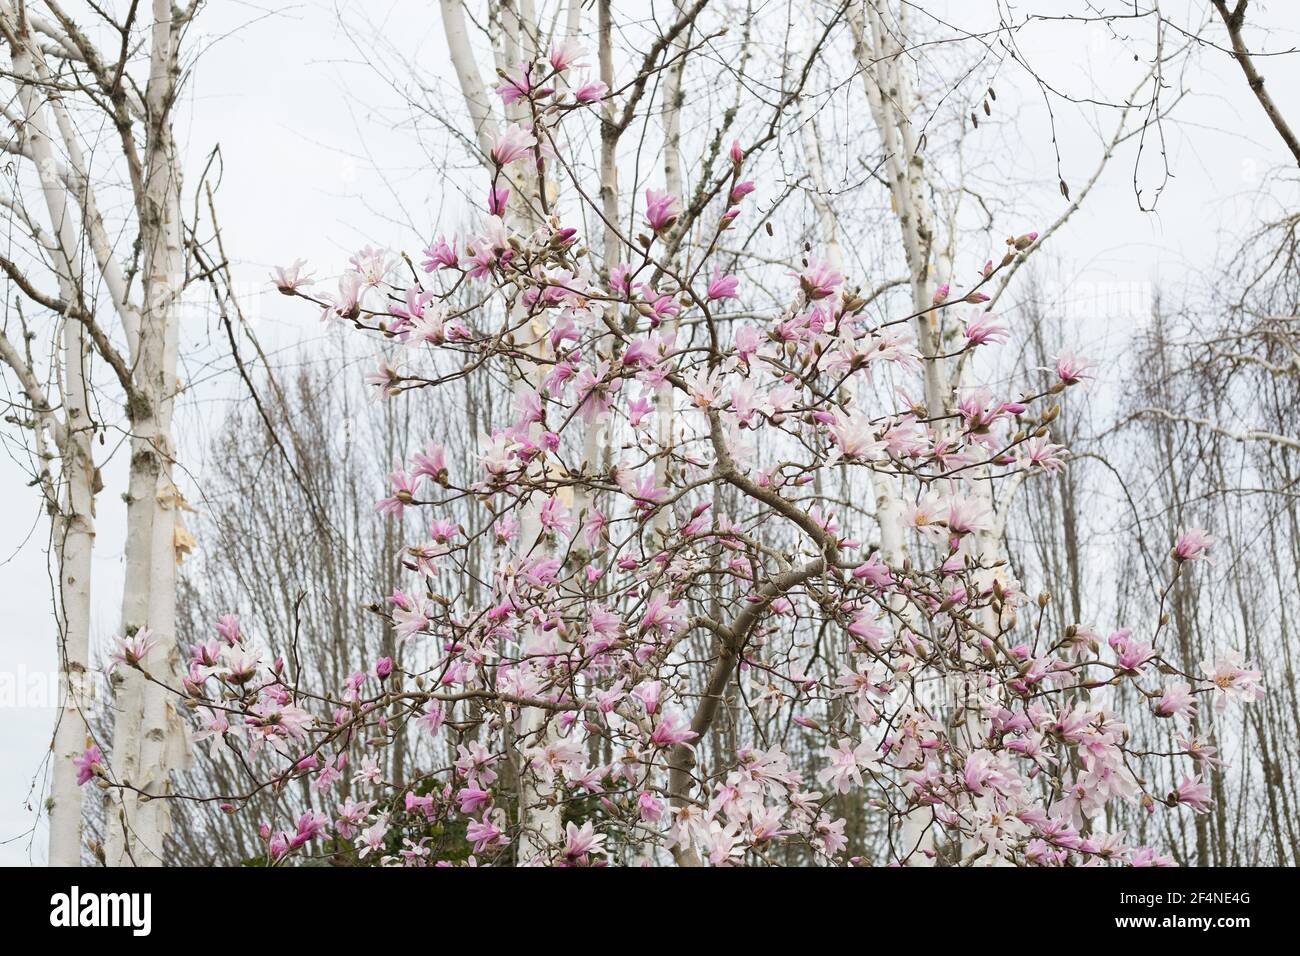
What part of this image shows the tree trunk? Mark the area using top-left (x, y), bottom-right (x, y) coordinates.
top-left (4, 27), bottom-right (98, 867)
top-left (106, 0), bottom-right (191, 866)
top-left (48, 319), bottom-right (96, 866)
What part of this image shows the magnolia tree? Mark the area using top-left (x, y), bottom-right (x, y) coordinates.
top-left (85, 39), bottom-right (1266, 867)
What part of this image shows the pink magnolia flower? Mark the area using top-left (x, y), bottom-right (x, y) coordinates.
top-left (1108, 628), bottom-right (1155, 673)
top-left (964, 312), bottom-right (1009, 345)
top-left (561, 821), bottom-right (605, 863)
top-left (816, 738), bottom-right (880, 794)
top-left (631, 680), bottom-right (662, 714)
top-left (271, 258), bottom-right (314, 293)
top-left (1178, 734), bottom-right (1222, 768)
top-left (392, 600), bottom-right (431, 642)
top-left (496, 63), bottom-right (534, 105)
top-left (364, 358), bottom-right (404, 400)
top-left (627, 395), bottom-right (654, 428)
top-left (733, 324), bottom-right (761, 361)
top-left (1022, 436), bottom-right (1067, 472)
top-left (685, 366), bottom-right (726, 409)
top-left (749, 807), bottom-right (791, 843)
top-left (1173, 528), bottom-right (1212, 562)
top-left (795, 260), bottom-right (842, 300)
top-left (1200, 652), bottom-right (1264, 712)
top-left (644, 188), bottom-right (680, 232)
top-left (410, 442), bottom-right (448, 484)
top-left (574, 79), bottom-right (607, 104)
top-left (537, 495), bottom-right (574, 539)
top-left (419, 703), bottom-right (445, 737)
top-left (1170, 775), bottom-right (1213, 813)
top-left (216, 613), bottom-right (241, 644)
top-left (649, 710), bottom-right (698, 747)
top-left (220, 645), bottom-right (262, 685)
top-left (1154, 681), bottom-right (1196, 721)
top-left (549, 39), bottom-right (586, 72)
top-left (963, 748), bottom-right (1016, 797)
top-left (706, 269), bottom-right (739, 301)
top-left (289, 810), bottom-right (330, 848)
top-left (827, 408), bottom-right (885, 462)
top-left (637, 791), bottom-right (665, 823)
top-left (490, 123), bottom-right (537, 166)
top-left (109, 627), bottom-right (158, 673)
top-left (728, 180), bottom-right (755, 203)
top-left (572, 361), bottom-right (619, 424)
top-left (356, 817), bottom-right (389, 858)
top-left (422, 236), bottom-right (458, 271)
top-left (640, 593), bottom-right (685, 637)
top-left (456, 787), bottom-right (491, 815)
top-left (1053, 350), bottom-right (1095, 385)
top-left (455, 743), bottom-right (500, 789)
top-left (1130, 846), bottom-right (1177, 867)
top-left (956, 387), bottom-right (1024, 434)
top-left (375, 467), bottom-right (418, 518)
top-left (466, 813), bottom-right (508, 853)
top-left (74, 744), bottom-right (104, 786)
top-left (852, 553), bottom-right (893, 588)
top-left (943, 494), bottom-right (992, 538)
top-left (349, 246), bottom-right (396, 286)
top-left (847, 611), bottom-right (887, 651)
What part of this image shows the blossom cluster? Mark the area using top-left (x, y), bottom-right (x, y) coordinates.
top-left (92, 40), bottom-right (1264, 867)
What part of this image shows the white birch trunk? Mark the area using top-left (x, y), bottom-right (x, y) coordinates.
top-left (3, 21), bottom-right (98, 867)
top-left (850, 2), bottom-right (948, 416)
top-left (106, 0), bottom-right (191, 866)
top-left (439, 0), bottom-right (500, 161)
top-left (652, 1), bottom-right (687, 540)
top-left (438, 1), bottom-right (561, 862)
top-left (849, 0), bottom-right (950, 863)
top-left (48, 318), bottom-right (96, 867)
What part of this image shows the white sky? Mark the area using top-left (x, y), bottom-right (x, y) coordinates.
top-left (2, 0), bottom-right (1297, 864)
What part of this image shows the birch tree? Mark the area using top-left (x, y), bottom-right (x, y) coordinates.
top-left (0, 0), bottom-right (199, 866)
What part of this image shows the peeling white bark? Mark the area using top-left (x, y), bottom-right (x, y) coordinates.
top-left (439, 0), bottom-right (500, 162)
top-left (48, 317), bottom-right (96, 867)
top-left (439, 2), bottom-right (562, 862)
top-left (4, 25), bottom-right (98, 865)
top-left (652, 1), bottom-right (687, 541)
top-left (849, 0), bottom-right (955, 864)
top-left (106, 0), bottom-right (192, 867)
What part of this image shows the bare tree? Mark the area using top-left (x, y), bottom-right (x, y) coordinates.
top-left (0, 0), bottom-right (203, 865)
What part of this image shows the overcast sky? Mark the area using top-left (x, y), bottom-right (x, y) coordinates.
top-left (2, 0), bottom-right (1297, 864)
